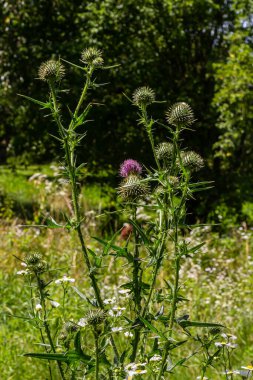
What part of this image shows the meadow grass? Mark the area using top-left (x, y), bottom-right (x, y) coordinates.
top-left (1, 221), bottom-right (253, 379)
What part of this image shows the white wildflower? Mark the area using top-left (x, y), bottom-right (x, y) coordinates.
top-left (118, 289), bottom-right (130, 295)
top-left (124, 331), bottom-right (134, 338)
top-left (226, 342), bottom-right (238, 349)
top-left (17, 269), bottom-right (29, 275)
top-left (241, 365), bottom-right (253, 371)
top-left (112, 327), bottom-right (123, 332)
top-left (125, 362), bottom-right (147, 377)
top-left (55, 275), bottom-right (75, 284)
top-left (150, 354), bottom-right (162, 362)
top-left (108, 306), bottom-right (126, 317)
top-left (77, 318), bottom-right (87, 327)
top-left (104, 297), bottom-right (116, 305)
top-left (215, 341), bottom-right (237, 349)
top-left (35, 303), bottom-right (42, 311)
top-left (228, 334), bottom-right (237, 340)
top-left (50, 301), bottom-right (60, 308)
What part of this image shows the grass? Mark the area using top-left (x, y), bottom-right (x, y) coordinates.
top-left (0, 165), bottom-right (117, 223)
top-left (1, 165), bottom-right (253, 379)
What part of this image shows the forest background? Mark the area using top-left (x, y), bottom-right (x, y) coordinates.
top-left (0, 0), bottom-right (253, 225)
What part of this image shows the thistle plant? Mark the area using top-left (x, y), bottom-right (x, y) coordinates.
top-left (18, 49), bottom-right (235, 379)
top-left (114, 90), bottom-right (225, 378)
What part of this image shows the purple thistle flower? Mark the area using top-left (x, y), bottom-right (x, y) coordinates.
top-left (119, 159), bottom-right (142, 178)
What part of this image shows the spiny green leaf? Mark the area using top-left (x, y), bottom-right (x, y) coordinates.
top-left (73, 104), bottom-right (92, 128)
top-left (18, 94), bottom-right (51, 108)
top-left (102, 63), bottom-right (121, 70)
top-left (74, 331), bottom-right (83, 355)
top-left (92, 232), bottom-right (123, 256)
top-left (127, 219), bottom-right (151, 248)
top-left (46, 217), bottom-right (64, 229)
top-left (139, 317), bottom-right (176, 342)
top-left (187, 242), bottom-right (205, 255)
top-left (61, 58), bottom-right (84, 70)
top-left (24, 351), bottom-right (79, 363)
top-left (164, 279), bottom-right (175, 292)
top-left (178, 320), bottom-right (224, 329)
top-left (49, 133), bottom-right (64, 143)
top-left (72, 286), bottom-right (87, 301)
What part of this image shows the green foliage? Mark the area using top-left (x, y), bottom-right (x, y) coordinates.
top-left (1, 0), bottom-right (253, 221)
top-left (212, 0), bottom-right (253, 220)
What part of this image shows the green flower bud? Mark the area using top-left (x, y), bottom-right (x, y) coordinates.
top-left (155, 142), bottom-right (174, 160)
top-left (81, 48), bottom-right (103, 66)
top-left (181, 151), bottom-right (204, 172)
top-left (118, 175), bottom-right (149, 201)
top-left (79, 309), bottom-right (107, 327)
top-left (166, 102), bottom-right (195, 128)
top-left (25, 252), bottom-right (48, 273)
top-left (133, 86), bottom-right (155, 108)
top-left (38, 60), bottom-right (65, 82)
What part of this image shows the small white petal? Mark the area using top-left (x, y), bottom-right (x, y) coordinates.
top-left (112, 327), bottom-right (123, 332)
top-left (50, 301), bottom-right (60, 308)
top-left (17, 270), bottom-right (29, 275)
top-left (78, 318), bottom-right (87, 327)
top-left (150, 355), bottom-right (162, 362)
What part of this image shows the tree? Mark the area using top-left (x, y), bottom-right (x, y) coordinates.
top-left (212, 0), bottom-right (253, 219)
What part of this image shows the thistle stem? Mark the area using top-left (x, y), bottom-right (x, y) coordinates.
top-left (141, 106), bottom-right (161, 170)
top-left (28, 276), bottom-right (53, 380)
top-left (94, 330), bottom-right (100, 380)
top-left (36, 274), bottom-right (66, 380)
top-left (141, 232), bottom-right (166, 318)
top-left (49, 76), bottom-right (120, 365)
top-left (130, 206), bottom-right (142, 362)
top-left (72, 69), bottom-right (92, 123)
top-left (158, 250), bottom-right (180, 379)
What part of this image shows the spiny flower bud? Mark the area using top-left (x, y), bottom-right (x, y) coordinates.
top-left (155, 176), bottom-right (179, 195)
top-left (155, 185), bottom-right (165, 195)
top-left (25, 252), bottom-right (48, 273)
top-left (81, 47), bottom-right (103, 66)
top-left (38, 60), bottom-right (65, 82)
top-left (181, 151), bottom-right (204, 172)
top-left (25, 252), bottom-right (42, 266)
top-left (118, 175), bottom-right (149, 201)
top-left (166, 102), bottom-right (195, 128)
top-left (120, 159), bottom-right (142, 178)
top-left (132, 86), bottom-right (155, 107)
top-left (168, 176), bottom-right (179, 186)
top-left (155, 142), bottom-right (174, 160)
top-left (80, 309), bottom-right (107, 327)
